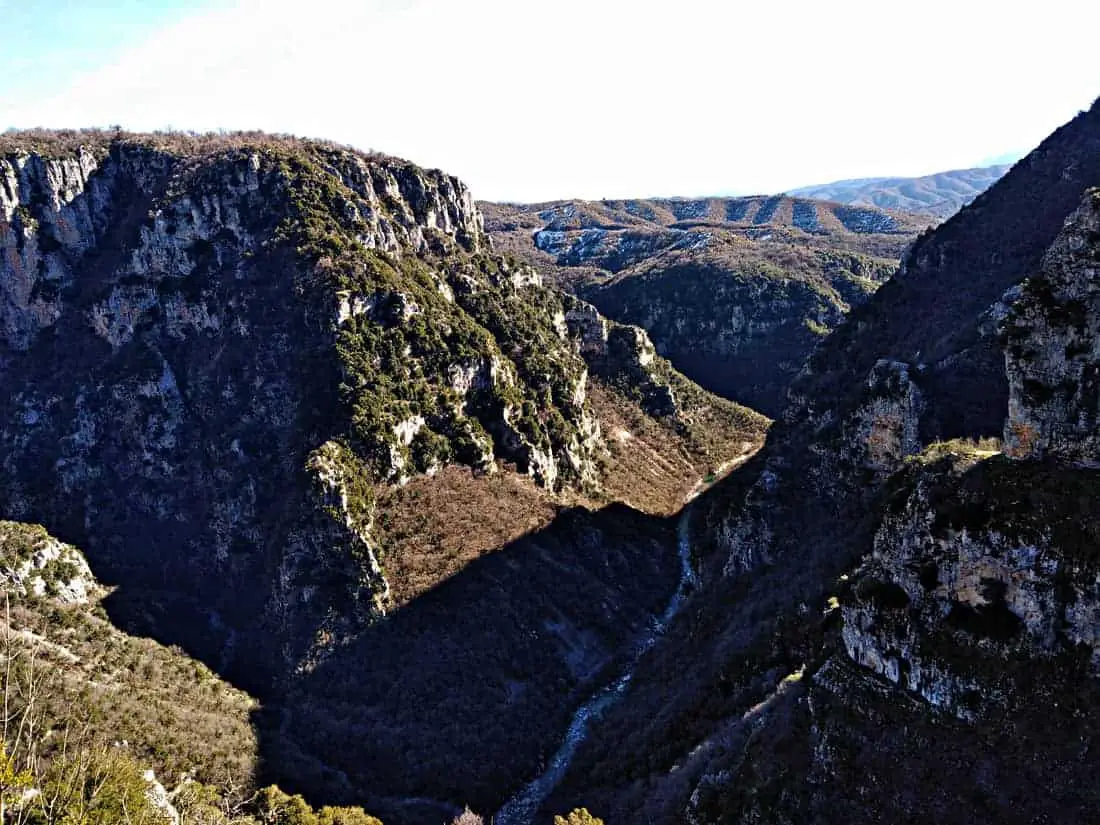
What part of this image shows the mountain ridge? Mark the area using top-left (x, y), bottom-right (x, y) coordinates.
top-left (789, 163), bottom-right (1012, 218)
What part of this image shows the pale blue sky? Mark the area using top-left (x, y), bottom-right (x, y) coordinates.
top-left (2, 2), bottom-right (217, 110)
top-left (2, 0), bottom-right (1097, 201)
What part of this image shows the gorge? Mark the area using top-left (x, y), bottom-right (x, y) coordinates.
top-left (1, 95), bottom-right (1099, 825)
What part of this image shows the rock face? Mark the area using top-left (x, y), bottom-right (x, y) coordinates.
top-left (561, 296), bottom-right (677, 416)
top-left (0, 521), bottom-right (98, 604)
top-left (844, 451), bottom-right (1100, 719)
top-left (798, 100), bottom-right (1100, 442)
top-left (0, 142), bottom-right (482, 351)
top-left (849, 359), bottom-right (925, 474)
top-left (0, 133), bottom-right (727, 686)
top-left (0, 137), bottom-right (493, 681)
top-left (681, 447), bottom-right (1100, 825)
top-left (713, 356), bottom-right (925, 579)
top-left (581, 246), bottom-right (897, 416)
top-left (1003, 189), bottom-right (1100, 463)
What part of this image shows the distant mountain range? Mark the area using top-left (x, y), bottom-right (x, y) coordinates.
top-left (789, 164), bottom-right (1012, 218)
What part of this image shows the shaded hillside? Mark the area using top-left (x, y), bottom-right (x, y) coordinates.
top-left (483, 196), bottom-right (924, 415)
top-left (531, 99), bottom-right (1100, 825)
top-left (686, 450), bottom-right (1100, 825)
top-left (790, 164), bottom-right (1011, 218)
top-left (0, 520), bottom-right (261, 810)
top-left (272, 504), bottom-right (682, 823)
top-left (797, 99), bottom-right (1100, 441)
top-left (0, 520), bottom-right (393, 825)
top-left (577, 239), bottom-right (895, 415)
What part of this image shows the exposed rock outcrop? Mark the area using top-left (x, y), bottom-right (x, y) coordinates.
top-left (844, 447), bottom-right (1100, 712)
top-left (1003, 189), bottom-right (1100, 463)
top-left (562, 296), bottom-right (678, 417)
top-left (0, 133), bottom-right (767, 716)
top-left (0, 145), bottom-right (164, 350)
top-left (0, 521), bottom-right (98, 603)
top-left (849, 359), bottom-right (925, 474)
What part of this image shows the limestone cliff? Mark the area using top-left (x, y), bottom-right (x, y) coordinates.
top-left (684, 443), bottom-right (1100, 825)
top-left (1003, 189), bottom-right (1100, 463)
top-left (0, 134), bottom-right (733, 689)
top-left (0, 520), bottom-right (98, 603)
top-left (0, 135), bottom-right (500, 680)
top-left (843, 450), bottom-right (1100, 718)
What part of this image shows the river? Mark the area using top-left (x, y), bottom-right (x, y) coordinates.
top-left (494, 506), bottom-right (698, 824)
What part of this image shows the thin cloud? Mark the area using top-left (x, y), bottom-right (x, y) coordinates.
top-left (4, 0), bottom-right (1098, 201)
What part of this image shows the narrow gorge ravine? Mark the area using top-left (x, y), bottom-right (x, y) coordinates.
top-left (495, 506), bottom-right (700, 825)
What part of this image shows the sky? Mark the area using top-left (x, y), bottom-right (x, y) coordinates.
top-left (1, 0), bottom-right (1098, 202)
